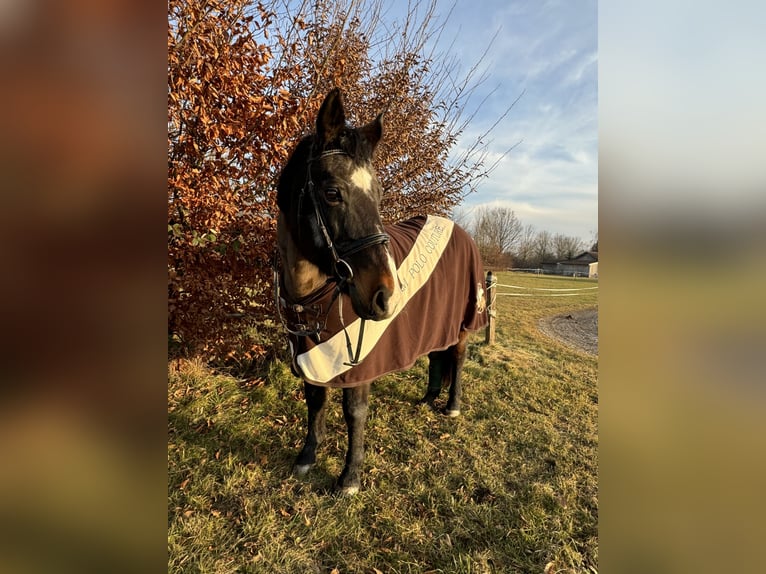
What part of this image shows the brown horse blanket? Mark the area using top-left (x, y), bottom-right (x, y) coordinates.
top-left (281, 215), bottom-right (487, 387)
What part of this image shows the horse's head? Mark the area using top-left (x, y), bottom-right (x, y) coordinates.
top-left (277, 89), bottom-right (398, 320)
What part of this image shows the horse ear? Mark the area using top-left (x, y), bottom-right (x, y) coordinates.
top-left (316, 88), bottom-right (345, 144)
top-left (359, 112), bottom-right (383, 150)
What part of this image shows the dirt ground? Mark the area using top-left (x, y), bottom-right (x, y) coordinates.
top-left (538, 307), bottom-right (598, 356)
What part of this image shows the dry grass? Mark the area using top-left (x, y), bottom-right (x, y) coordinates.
top-left (168, 272), bottom-right (598, 573)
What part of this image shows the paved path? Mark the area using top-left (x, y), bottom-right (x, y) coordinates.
top-left (538, 308), bottom-right (598, 356)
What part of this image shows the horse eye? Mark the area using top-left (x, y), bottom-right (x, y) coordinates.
top-left (323, 188), bottom-right (342, 205)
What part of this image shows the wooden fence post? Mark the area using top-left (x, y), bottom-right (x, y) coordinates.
top-left (485, 270), bottom-right (496, 345)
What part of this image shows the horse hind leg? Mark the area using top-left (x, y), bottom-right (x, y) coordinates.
top-left (420, 349), bottom-right (451, 405)
top-left (444, 330), bottom-right (468, 417)
top-left (293, 381), bottom-right (327, 477)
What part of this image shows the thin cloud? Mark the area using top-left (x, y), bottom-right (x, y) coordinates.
top-left (440, 0), bottom-right (597, 240)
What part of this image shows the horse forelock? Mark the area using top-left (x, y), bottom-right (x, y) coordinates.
top-left (316, 121), bottom-right (378, 163)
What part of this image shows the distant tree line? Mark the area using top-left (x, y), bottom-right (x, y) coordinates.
top-left (458, 206), bottom-right (597, 269)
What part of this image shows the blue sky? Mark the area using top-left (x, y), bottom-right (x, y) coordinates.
top-left (422, 0), bottom-right (598, 242)
top-left (600, 0), bottom-right (766, 223)
top-left (278, 0), bottom-right (598, 242)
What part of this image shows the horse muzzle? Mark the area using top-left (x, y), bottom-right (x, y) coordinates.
top-left (349, 280), bottom-right (395, 320)
top-left (348, 248), bottom-right (400, 320)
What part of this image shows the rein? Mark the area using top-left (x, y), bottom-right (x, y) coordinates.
top-left (275, 148), bottom-right (390, 366)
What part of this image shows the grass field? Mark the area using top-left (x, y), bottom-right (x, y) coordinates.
top-left (168, 271), bottom-right (598, 573)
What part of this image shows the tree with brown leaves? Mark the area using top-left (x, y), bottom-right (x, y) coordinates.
top-left (168, 0), bottom-right (520, 362)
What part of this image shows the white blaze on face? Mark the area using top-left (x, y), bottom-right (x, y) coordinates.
top-left (350, 166), bottom-right (374, 196)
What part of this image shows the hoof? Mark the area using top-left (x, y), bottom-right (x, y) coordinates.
top-left (292, 463), bottom-right (313, 477)
top-left (336, 484), bottom-right (360, 496)
top-left (444, 409), bottom-right (461, 418)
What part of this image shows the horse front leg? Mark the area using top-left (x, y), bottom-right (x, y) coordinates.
top-left (336, 383), bottom-right (370, 495)
top-left (293, 381), bottom-right (327, 476)
top-left (444, 330), bottom-right (468, 417)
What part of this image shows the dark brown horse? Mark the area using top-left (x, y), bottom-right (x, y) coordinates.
top-left (276, 89), bottom-right (487, 494)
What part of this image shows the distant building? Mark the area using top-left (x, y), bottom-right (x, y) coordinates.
top-left (556, 251), bottom-right (598, 277)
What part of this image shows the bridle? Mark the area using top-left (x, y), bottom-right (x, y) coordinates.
top-left (274, 147), bottom-right (391, 366)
